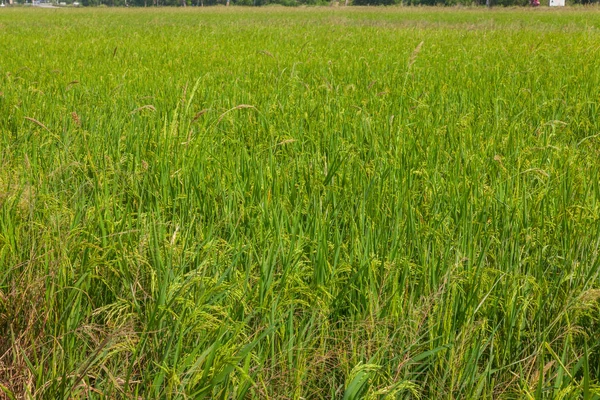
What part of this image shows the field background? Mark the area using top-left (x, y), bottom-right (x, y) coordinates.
top-left (1, 7), bottom-right (600, 399)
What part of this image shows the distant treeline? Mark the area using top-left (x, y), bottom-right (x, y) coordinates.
top-left (12, 0), bottom-right (598, 6)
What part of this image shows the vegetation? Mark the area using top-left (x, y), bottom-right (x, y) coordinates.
top-left (1, 7), bottom-right (600, 399)
top-left (6, 0), bottom-right (600, 9)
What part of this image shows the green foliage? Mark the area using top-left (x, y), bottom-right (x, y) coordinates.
top-left (352, 0), bottom-right (398, 7)
top-left (1, 7), bottom-right (600, 399)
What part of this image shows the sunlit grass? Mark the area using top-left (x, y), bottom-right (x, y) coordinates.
top-left (1, 7), bottom-right (600, 399)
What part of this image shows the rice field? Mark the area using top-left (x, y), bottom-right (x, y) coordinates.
top-left (1, 7), bottom-right (600, 399)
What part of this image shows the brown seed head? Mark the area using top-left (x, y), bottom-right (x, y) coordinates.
top-left (71, 112), bottom-right (81, 127)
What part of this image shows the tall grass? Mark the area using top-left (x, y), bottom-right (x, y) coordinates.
top-left (1, 7), bottom-right (600, 399)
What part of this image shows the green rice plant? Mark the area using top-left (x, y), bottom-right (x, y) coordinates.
top-left (1, 6), bottom-right (600, 399)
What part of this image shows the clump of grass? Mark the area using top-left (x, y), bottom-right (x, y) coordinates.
top-left (1, 7), bottom-right (600, 399)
